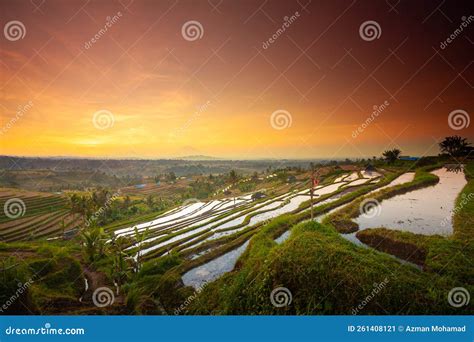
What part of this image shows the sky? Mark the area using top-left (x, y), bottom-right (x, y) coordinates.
top-left (0, 0), bottom-right (473, 159)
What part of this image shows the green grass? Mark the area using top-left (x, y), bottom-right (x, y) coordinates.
top-left (355, 161), bottom-right (474, 285)
top-left (0, 241), bottom-right (84, 314)
top-left (185, 221), bottom-right (465, 314)
top-left (158, 163), bottom-right (473, 315)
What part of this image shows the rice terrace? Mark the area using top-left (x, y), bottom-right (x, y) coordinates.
top-left (1, 150), bottom-right (473, 315)
top-left (0, 0), bottom-right (473, 323)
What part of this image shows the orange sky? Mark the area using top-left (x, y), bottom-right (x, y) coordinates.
top-left (0, 0), bottom-right (472, 159)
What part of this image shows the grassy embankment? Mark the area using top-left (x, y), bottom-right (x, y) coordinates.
top-left (171, 163), bottom-right (472, 314)
top-left (0, 241), bottom-right (84, 314)
top-left (185, 220), bottom-right (464, 314)
top-left (355, 161), bottom-right (474, 285)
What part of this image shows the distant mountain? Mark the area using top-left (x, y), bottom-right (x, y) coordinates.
top-left (176, 155), bottom-right (221, 160)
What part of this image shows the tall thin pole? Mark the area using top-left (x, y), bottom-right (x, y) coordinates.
top-left (310, 165), bottom-right (320, 220)
top-left (310, 167), bottom-right (315, 220)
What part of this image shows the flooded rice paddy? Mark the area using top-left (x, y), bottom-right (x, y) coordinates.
top-left (355, 168), bottom-right (466, 236)
top-left (182, 241), bottom-right (250, 289)
top-left (112, 168), bottom-right (464, 288)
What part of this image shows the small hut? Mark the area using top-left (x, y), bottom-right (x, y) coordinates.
top-left (251, 192), bottom-right (266, 200)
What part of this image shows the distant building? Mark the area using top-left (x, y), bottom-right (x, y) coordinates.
top-left (251, 192), bottom-right (266, 200)
top-left (63, 229), bottom-right (78, 240)
top-left (365, 164), bottom-right (376, 172)
top-left (135, 184), bottom-right (146, 189)
top-left (399, 156), bottom-right (419, 161)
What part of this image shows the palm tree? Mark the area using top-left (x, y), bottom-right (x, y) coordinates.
top-left (108, 234), bottom-right (132, 293)
top-left (439, 136), bottom-right (471, 157)
top-left (228, 170), bottom-right (238, 184)
top-left (146, 195), bottom-right (154, 209)
top-left (81, 225), bottom-right (107, 264)
top-left (122, 196), bottom-right (131, 210)
top-left (382, 149), bottom-right (401, 164)
top-left (133, 227), bottom-right (149, 271)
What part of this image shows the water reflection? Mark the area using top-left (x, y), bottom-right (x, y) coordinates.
top-left (182, 241), bottom-right (250, 289)
top-left (445, 163), bottom-right (464, 173)
top-left (354, 168), bottom-right (466, 236)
